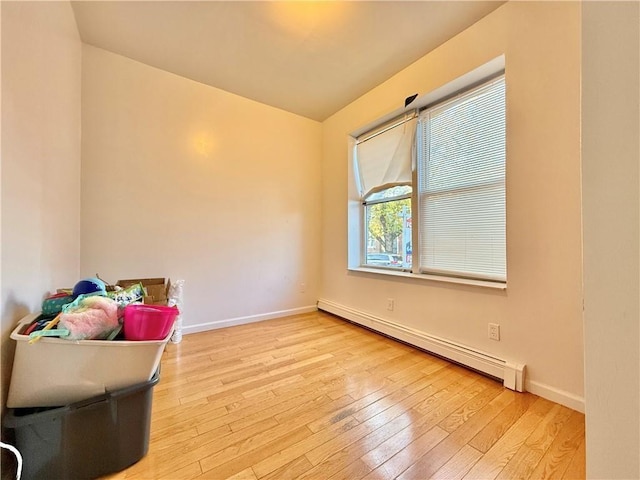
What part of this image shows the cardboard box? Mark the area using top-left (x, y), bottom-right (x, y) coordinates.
top-left (117, 278), bottom-right (170, 305)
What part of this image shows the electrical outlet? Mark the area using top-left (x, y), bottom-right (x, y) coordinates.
top-left (488, 323), bottom-right (500, 341)
top-left (300, 283), bottom-right (306, 293)
top-left (387, 298), bottom-right (394, 311)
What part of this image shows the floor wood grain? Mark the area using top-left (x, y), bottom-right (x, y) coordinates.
top-left (103, 311), bottom-right (585, 479)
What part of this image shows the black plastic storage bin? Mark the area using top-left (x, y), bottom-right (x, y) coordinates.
top-left (3, 370), bottom-right (159, 480)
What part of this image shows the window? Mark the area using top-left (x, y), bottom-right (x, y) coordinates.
top-left (355, 116), bottom-right (416, 269)
top-left (353, 74), bottom-right (506, 283)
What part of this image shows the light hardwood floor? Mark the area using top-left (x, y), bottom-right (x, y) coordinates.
top-left (104, 311), bottom-right (585, 479)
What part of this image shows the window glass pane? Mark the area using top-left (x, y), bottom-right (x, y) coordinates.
top-left (420, 184), bottom-right (505, 278)
top-left (424, 81), bottom-right (505, 193)
top-left (365, 195), bottom-right (412, 269)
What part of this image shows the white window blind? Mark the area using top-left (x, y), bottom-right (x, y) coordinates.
top-left (355, 115), bottom-right (417, 199)
top-left (417, 76), bottom-right (506, 281)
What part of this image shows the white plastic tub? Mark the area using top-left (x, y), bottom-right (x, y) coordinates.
top-left (7, 313), bottom-right (171, 408)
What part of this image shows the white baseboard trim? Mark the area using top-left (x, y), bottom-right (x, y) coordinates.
top-left (525, 380), bottom-right (585, 413)
top-left (318, 298), bottom-right (527, 391)
top-left (182, 305), bottom-right (318, 335)
top-left (318, 298), bottom-right (585, 412)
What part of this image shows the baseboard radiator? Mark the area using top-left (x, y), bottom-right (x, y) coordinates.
top-left (317, 298), bottom-right (525, 392)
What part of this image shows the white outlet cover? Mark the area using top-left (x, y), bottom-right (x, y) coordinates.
top-left (488, 323), bottom-right (500, 341)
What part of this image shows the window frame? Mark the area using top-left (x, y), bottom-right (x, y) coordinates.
top-left (348, 57), bottom-right (507, 290)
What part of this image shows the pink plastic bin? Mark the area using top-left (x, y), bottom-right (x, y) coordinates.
top-left (124, 304), bottom-right (179, 341)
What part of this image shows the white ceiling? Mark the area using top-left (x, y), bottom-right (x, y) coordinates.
top-left (71, 1), bottom-right (505, 121)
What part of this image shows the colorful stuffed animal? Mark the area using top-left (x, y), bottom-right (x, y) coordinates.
top-left (58, 294), bottom-right (119, 340)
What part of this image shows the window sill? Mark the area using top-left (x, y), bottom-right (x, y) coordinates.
top-left (348, 267), bottom-right (507, 290)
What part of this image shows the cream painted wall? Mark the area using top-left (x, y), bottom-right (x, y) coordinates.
top-left (1, 1), bottom-right (81, 408)
top-left (320, 2), bottom-right (584, 408)
top-left (81, 46), bottom-right (322, 331)
top-left (582, 2), bottom-right (640, 478)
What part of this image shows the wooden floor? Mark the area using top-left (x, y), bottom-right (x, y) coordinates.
top-left (104, 311), bottom-right (585, 480)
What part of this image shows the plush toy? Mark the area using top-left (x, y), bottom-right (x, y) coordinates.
top-left (58, 294), bottom-right (119, 340)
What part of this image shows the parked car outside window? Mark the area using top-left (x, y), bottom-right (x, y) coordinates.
top-left (366, 253), bottom-right (402, 267)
